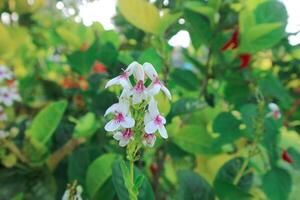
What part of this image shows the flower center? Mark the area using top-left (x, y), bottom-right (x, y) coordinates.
top-left (154, 115), bottom-right (163, 126)
top-left (135, 80), bottom-right (145, 93)
top-left (122, 129), bottom-right (133, 139)
top-left (144, 134), bottom-right (154, 143)
top-left (115, 112), bottom-right (125, 122)
top-left (274, 110), bottom-right (280, 119)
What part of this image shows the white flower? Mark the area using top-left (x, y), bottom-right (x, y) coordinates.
top-left (113, 128), bottom-right (134, 147)
top-left (104, 101), bottom-right (135, 132)
top-left (62, 185), bottom-right (83, 200)
top-left (144, 62), bottom-right (171, 100)
top-left (267, 102), bottom-right (281, 120)
top-left (131, 63), bottom-right (148, 104)
top-left (105, 61), bottom-right (138, 89)
top-left (0, 87), bottom-right (21, 106)
top-left (142, 133), bottom-right (156, 147)
top-left (0, 66), bottom-right (13, 82)
top-left (144, 98), bottom-right (168, 139)
top-left (0, 106), bottom-right (7, 121)
top-left (0, 130), bottom-right (9, 139)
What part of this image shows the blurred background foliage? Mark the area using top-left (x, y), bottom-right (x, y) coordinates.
top-left (0, 0), bottom-right (300, 199)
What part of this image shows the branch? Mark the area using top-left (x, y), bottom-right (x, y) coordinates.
top-left (47, 137), bottom-right (86, 171)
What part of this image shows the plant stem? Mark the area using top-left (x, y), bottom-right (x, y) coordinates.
top-left (233, 155), bottom-right (250, 185)
top-left (47, 137), bottom-right (86, 171)
top-left (3, 139), bottom-right (27, 163)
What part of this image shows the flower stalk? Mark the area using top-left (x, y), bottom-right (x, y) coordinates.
top-left (104, 61), bottom-right (171, 199)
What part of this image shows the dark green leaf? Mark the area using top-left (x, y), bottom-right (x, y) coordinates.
top-left (262, 167), bottom-right (292, 200)
top-left (177, 170), bottom-right (215, 200)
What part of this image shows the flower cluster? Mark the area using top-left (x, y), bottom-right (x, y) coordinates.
top-left (104, 62), bottom-right (171, 148)
top-left (267, 102), bottom-right (281, 120)
top-left (62, 182), bottom-right (83, 200)
top-left (0, 65), bottom-right (21, 121)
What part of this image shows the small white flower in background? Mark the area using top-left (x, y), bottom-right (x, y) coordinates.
top-left (142, 133), bottom-right (156, 147)
top-left (0, 87), bottom-right (21, 106)
top-left (113, 129), bottom-right (134, 147)
top-left (104, 61), bottom-right (171, 148)
top-left (62, 183), bottom-right (83, 200)
top-left (267, 103), bottom-right (281, 120)
top-left (0, 106), bottom-right (7, 121)
top-left (0, 65), bottom-right (13, 82)
top-left (0, 130), bottom-right (9, 139)
top-left (104, 101), bottom-right (135, 132)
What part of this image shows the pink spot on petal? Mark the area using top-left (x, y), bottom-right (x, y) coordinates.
top-left (134, 80), bottom-right (145, 93)
top-left (154, 115), bottom-right (163, 126)
top-left (122, 129), bottom-right (133, 139)
top-left (115, 112), bottom-right (125, 122)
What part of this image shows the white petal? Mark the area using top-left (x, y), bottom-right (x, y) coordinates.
top-left (121, 116), bottom-right (135, 128)
top-left (104, 120), bottom-right (120, 132)
top-left (144, 112), bottom-right (152, 124)
top-left (119, 138), bottom-right (129, 147)
top-left (133, 63), bottom-right (144, 81)
top-left (147, 84), bottom-right (161, 96)
top-left (161, 85), bottom-right (172, 100)
top-left (113, 132), bottom-right (123, 140)
top-left (104, 103), bottom-right (119, 116)
top-left (126, 61), bottom-right (139, 76)
top-left (158, 126), bottom-right (168, 139)
top-left (117, 101), bottom-right (130, 114)
top-left (119, 78), bottom-right (132, 89)
top-left (268, 103), bottom-right (279, 111)
top-left (148, 98), bottom-right (159, 117)
top-left (143, 62), bottom-right (158, 81)
top-left (105, 76), bottom-right (120, 88)
top-left (120, 89), bottom-right (133, 99)
top-left (160, 115), bottom-right (166, 124)
top-left (145, 121), bottom-right (158, 134)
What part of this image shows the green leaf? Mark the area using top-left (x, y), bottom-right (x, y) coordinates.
top-left (258, 73), bottom-right (290, 106)
top-left (86, 153), bottom-right (119, 198)
top-left (167, 98), bottom-right (206, 120)
top-left (213, 157), bottom-right (253, 200)
top-left (177, 170), bottom-right (215, 200)
top-left (213, 180), bottom-right (253, 200)
top-left (287, 148), bottom-right (300, 169)
top-left (112, 160), bottom-right (154, 200)
top-left (213, 112), bottom-right (242, 144)
top-left (26, 100), bottom-right (67, 145)
top-left (185, 2), bottom-right (215, 23)
top-left (184, 7), bottom-right (212, 48)
top-left (214, 157), bottom-right (253, 190)
top-left (138, 48), bottom-right (162, 73)
top-left (239, 1), bottom-right (287, 53)
top-left (170, 69), bottom-right (199, 91)
top-left (172, 124), bottom-right (213, 154)
top-left (73, 112), bottom-right (99, 139)
top-left (100, 30), bottom-right (120, 48)
top-left (118, 0), bottom-right (179, 35)
top-left (262, 167), bottom-right (292, 200)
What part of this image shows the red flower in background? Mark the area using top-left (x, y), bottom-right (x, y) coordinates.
top-left (221, 29), bottom-right (252, 69)
top-left (93, 61), bottom-right (107, 73)
top-left (239, 54), bottom-right (251, 69)
top-left (61, 77), bottom-right (80, 89)
top-left (281, 150), bottom-right (293, 164)
top-left (221, 29), bottom-right (239, 51)
top-left (78, 76), bottom-right (89, 90)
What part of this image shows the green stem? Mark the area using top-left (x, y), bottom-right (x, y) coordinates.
top-left (233, 156), bottom-right (250, 185)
